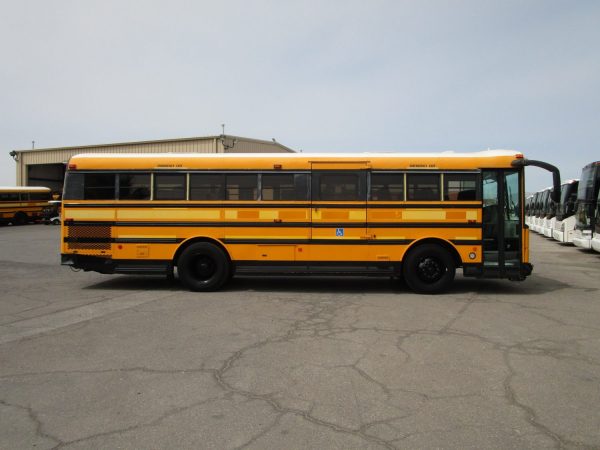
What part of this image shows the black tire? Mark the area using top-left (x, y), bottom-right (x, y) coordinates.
top-left (13, 212), bottom-right (27, 226)
top-left (402, 244), bottom-right (456, 294)
top-left (177, 242), bottom-right (230, 292)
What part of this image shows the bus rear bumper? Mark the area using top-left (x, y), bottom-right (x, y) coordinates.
top-left (463, 263), bottom-right (533, 281)
top-left (61, 254), bottom-right (171, 275)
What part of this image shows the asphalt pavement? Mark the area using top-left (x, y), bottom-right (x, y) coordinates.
top-left (1, 224), bottom-right (599, 449)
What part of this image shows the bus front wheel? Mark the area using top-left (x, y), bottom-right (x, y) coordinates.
top-left (403, 244), bottom-right (455, 294)
top-left (177, 242), bottom-right (230, 292)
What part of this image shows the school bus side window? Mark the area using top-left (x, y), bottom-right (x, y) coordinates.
top-left (0, 192), bottom-right (19, 201)
top-left (262, 173), bottom-right (309, 201)
top-left (189, 174), bottom-right (225, 200)
top-left (407, 173), bottom-right (441, 201)
top-left (63, 173), bottom-right (116, 200)
top-left (444, 173), bottom-right (478, 200)
top-left (119, 173), bottom-right (150, 200)
top-left (226, 174), bottom-right (258, 201)
top-left (314, 172), bottom-right (366, 201)
top-left (154, 173), bottom-right (186, 200)
top-left (370, 173), bottom-right (404, 201)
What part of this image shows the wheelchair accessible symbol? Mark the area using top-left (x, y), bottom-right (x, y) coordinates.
top-left (336, 228), bottom-right (344, 237)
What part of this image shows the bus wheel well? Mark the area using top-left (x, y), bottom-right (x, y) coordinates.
top-left (173, 237), bottom-right (231, 267)
top-left (405, 238), bottom-right (462, 268)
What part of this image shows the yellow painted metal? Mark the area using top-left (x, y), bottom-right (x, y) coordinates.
top-left (67, 151), bottom-right (522, 171)
top-left (61, 150), bottom-right (526, 267)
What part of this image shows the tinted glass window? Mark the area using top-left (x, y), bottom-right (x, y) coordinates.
top-left (189, 174), bottom-right (225, 200)
top-left (63, 173), bottom-right (84, 200)
top-left (577, 167), bottom-right (595, 201)
top-left (444, 173), bottom-right (478, 200)
top-left (226, 174), bottom-right (258, 200)
top-left (370, 173), bottom-right (404, 201)
top-left (596, 189), bottom-right (600, 227)
top-left (315, 172), bottom-right (365, 201)
top-left (0, 192), bottom-right (19, 201)
top-left (119, 173), bottom-right (150, 200)
top-left (62, 173), bottom-right (116, 200)
top-left (29, 192), bottom-right (51, 201)
top-left (154, 173), bottom-right (186, 200)
top-left (407, 173), bottom-right (441, 201)
top-left (262, 173), bottom-right (309, 201)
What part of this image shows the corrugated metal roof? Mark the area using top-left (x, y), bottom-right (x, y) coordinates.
top-left (12, 135), bottom-right (295, 154)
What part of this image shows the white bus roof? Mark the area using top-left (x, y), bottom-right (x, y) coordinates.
top-left (0, 186), bottom-right (51, 192)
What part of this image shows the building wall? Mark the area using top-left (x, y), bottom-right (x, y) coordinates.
top-left (14, 136), bottom-right (293, 185)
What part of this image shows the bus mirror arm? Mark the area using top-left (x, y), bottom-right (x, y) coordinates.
top-left (511, 158), bottom-right (561, 203)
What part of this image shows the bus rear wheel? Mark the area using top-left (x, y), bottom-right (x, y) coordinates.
top-left (177, 242), bottom-right (229, 292)
top-left (403, 244), bottom-right (455, 294)
top-left (13, 212), bottom-right (27, 225)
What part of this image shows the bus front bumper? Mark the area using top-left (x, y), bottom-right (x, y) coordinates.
top-left (552, 229), bottom-right (565, 242)
top-left (463, 262), bottom-right (533, 281)
top-left (591, 236), bottom-right (600, 253)
top-left (573, 236), bottom-right (592, 249)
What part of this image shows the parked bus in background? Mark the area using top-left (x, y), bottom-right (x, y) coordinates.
top-left (532, 188), bottom-right (550, 233)
top-left (0, 186), bottom-right (52, 225)
top-left (573, 161), bottom-right (600, 249)
top-left (541, 187), bottom-right (557, 237)
top-left (524, 195), bottom-right (534, 227)
top-left (552, 179), bottom-right (579, 243)
top-left (530, 190), bottom-right (541, 232)
top-left (59, 150), bottom-right (561, 294)
top-left (591, 188), bottom-right (600, 253)
top-left (528, 191), bottom-right (540, 229)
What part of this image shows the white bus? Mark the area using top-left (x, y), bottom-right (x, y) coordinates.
top-left (591, 188), bottom-right (600, 253)
top-left (529, 191), bottom-right (541, 230)
top-left (552, 179), bottom-right (579, 243)
top-left (573, 161), bottom-right (600, 249)
top-left (525, 195), bottom-right (534, 227)
top-left (532, 187), bottom-right (551, 234)
top-left (540, 187), bottom-right (557, 237)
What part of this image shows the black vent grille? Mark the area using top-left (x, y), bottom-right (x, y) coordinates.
top-left (67, 224), bottom-right (112, 250)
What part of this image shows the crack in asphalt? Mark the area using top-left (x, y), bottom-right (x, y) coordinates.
top-left (0, 399), bottom-right (64, 447)
top-left (2, 279), bottom-right (600, 447)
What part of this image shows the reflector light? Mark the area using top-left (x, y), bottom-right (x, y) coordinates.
top-left (68, 163), bottom-right (77, 170)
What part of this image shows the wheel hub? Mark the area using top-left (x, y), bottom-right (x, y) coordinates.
top-left (194, 256), bottom-right (215, 280)
top-left (417, 257), bottom-right (444, 283)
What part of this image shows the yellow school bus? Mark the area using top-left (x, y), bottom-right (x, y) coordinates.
top-left (0, 186), bottom-right (52, 225)
top-left (60, 150), bottom-right (560, 293)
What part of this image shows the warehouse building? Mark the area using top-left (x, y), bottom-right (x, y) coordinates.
top-left (10, 135), bottom-right (294, 193)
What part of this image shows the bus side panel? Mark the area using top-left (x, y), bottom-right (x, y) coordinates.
top-left (367, 204), bottom-right (483, 263)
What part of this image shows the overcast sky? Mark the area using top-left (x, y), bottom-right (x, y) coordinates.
top-left (1, 0), bottom-right (598, 191)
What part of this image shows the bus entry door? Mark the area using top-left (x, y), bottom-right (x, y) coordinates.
top-left (310, 162), bottom-right (369, 266)
top-left (482, 169), bottom-right (522, 274)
